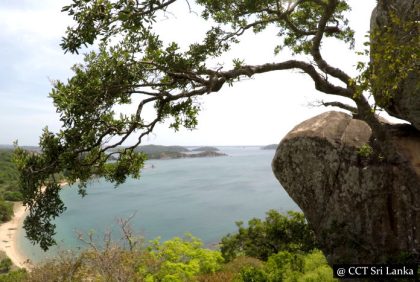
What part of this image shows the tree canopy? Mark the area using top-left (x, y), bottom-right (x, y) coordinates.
top-left (14, 0), bottom-right (418, 250)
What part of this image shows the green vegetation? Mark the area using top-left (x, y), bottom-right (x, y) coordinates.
top-left (0, 251), bottom-right (26, 281)
top-left (0, 258), bottom-right (12, 274)
top-left (134, 145), bottom-right (188, 159)
top-left (357, 144), bottom-right (374, 158)
top-left (133, 145), bottom-right (225, 159)
top-left (237, 250), bottom-right (335, 282)
top-left (135, 145), bottom-right (189, 154)
top-left (354, 11), bottom-right (418, 108)
top-left (0, 201), bottom-right (13, 223)
top-left (192, 147), bottom-right (219, 152)
top-left (0, 150), bottom-right (22, 202)
top-left (3, 235), bottom-right (224, 282)
top-left (0, 269), bottom-right (27, 282)
top-left (220, 210), bottom-right (318, 262)
top-left (0, 211), bottom-right (335, 281)
top-left (0, 149), bottom-right (24, 223)
top-left (144, 235), bottom-right (223, 281)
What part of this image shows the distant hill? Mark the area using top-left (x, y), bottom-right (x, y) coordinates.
top-left (131, 145), bottom-right (226, 160)
top-left (2, 144), bottom-right (226, 162)
top-left (191, 146), bottom-right (219, 152)
top-left (134, 145), bottom-right (189, 154)
top-left (0, 145), bottom-right (41, 152)
top-left (186, 151), bottom-right (226, 158)
top-left (261, 144), bottom-right (278, 150)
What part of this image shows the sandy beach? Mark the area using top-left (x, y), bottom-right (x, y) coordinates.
top-left (0, 181), bottom-right (69, 270)
top-left (0, 202), bottom-right (31, 269)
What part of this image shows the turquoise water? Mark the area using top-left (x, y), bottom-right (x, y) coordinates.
top-left (18, 147), bottom-right (300, 262)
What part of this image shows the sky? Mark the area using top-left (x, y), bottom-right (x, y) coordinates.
top-left (0, 0), bottom-right (379, 146)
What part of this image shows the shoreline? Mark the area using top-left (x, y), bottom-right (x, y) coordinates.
top-left (0, 181), bottom-right (70, 270)
top-left (0, 202), bottom-right (31, 269)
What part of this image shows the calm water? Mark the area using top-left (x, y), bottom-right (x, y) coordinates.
top-left (18, 147), bottom-right (300, 262)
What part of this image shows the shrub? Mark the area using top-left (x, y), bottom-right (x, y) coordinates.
top-left (239, 266), bottom-right (267, 282)
top-left (220, 210), bottom-right (318, 261)
top-left (264, 250), bottom-right (336, 282)
top-left (26, 235), bottom-right (223, 281)
top-left (3, 191), bottom-right (23, 202)
top-left (0, 269), bottom-right (27, 282)
top-left (197, 256), bottom-right (263, 282)
top-left (143, 234), bottom-right (224, 281)
top-left (0, 201), bottom-right (13, 223)
top-left (0, 258), bottom-right (12, 274)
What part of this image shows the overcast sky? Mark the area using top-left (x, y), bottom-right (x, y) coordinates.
top-left (0, 0), bottom-right (378, 146)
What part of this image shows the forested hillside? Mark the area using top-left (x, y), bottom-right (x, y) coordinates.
top-left (0, 150), bottom-right (22, 202)
top-left (0, 150), bottom-right (22, 223)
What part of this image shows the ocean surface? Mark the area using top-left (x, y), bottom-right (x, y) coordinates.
top-left (18, 146), bottom-right (300, 263)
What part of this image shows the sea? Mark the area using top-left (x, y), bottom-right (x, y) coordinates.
top-left (18, 146), bottom-right (300, 263)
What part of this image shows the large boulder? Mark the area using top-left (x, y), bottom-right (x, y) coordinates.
top-left (272, 111), bottom-right (420, 264)
top-left (370, 0), bottom-right (420, 130)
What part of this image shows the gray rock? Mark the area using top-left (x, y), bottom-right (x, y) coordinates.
top-left (272, 111), bottom-right (420, 264)
top-left (370, 0), bottom-right (420, 130)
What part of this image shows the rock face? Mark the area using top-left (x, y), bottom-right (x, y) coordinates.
top-left (272, 111), bottom-right (420, 264)
top-left (370, 0), bottom-right (420, 130)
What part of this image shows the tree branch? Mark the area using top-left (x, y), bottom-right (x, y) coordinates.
top-left (311, 0), bottom-right (352, 85)
top-left (319, 101), bottom-right (358, 113)
top-left (208, 60), bottom-right (352, 97)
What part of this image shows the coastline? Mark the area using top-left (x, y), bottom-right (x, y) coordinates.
top-left (0, 202), bottom-right (31, 269)
top-left (0, 181), bottom-right (70, 270)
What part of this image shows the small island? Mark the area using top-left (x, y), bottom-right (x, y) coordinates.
top-left (134, 145), bottom-right (226, 160)
top-left (261, 144), bottom-right (278, 150)
top-left (191, 146), bottom-right (219, 152)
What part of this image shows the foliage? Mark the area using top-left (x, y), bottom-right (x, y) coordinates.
top-left (196, 256), bottom-right (262, 281)
top-left (0, 269), bottom-right (27, 282)
top-left (0, 258), bottom-right (12, 274)
top-left (0, 150), bottom-right (22, 201)
top-left (19, 249), bottom-right (335, 281)
top-left (354, 9), bottom-right (419, 106)
top-left (22, 235), bottom-right (223, 282)
top-left (6, 235), bottom-right (333, 282)
top-left (143, 235), bottom-right (224, 281)
top-left (237, 250), bottom-right (336, 282)
top-left (0, 211), bottom-right (333, 281)
top-left (220, 210), bottom-right (318, 261)
top-left (0, 200), bottom-right (13, 223)
top-left (357, 143), bottom-right (373, 158)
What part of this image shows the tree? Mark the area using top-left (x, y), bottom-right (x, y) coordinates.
top-left (0, 200), bottom-right (13, 223)
top-left (13, 0), bottom-right (418, 250)
top-left (220, 210), bottom-right (317, 262)
top-left (0, 258), bottom-right (12, 274)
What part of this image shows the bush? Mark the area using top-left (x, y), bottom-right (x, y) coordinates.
top-left (217, 250), bottom-right (336, 282)
top-left (0, 258), bottom-right (12, 274)
top-left (0, 150), bottom-right (22, 203)
top-left (264, 250), bottom-right (336, 282)
top-left (220, 210), bottom-right (318, 261)
top-left (143, 234), bottom-right (224, 281)
top-left (0, 201), bottom-right (13, 223)
top-left (0, 269), bottom-right (27, 282)
top-left (3, 191), bottom-right (23, 202)
top-left (26, 235), bottom-right (223, 282)
top-left (197, 256), bottom-right (263, 282)
top-left (21, 212), bottom-right (330, 281)
top-left (239, 266), bottom-right (267, 282)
